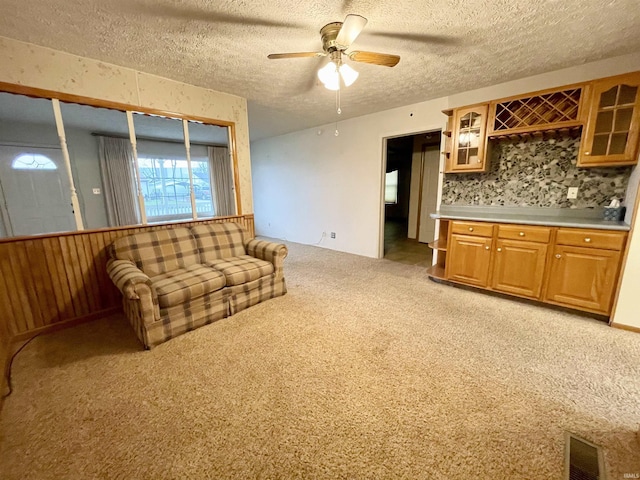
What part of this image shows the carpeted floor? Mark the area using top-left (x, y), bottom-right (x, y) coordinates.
top-left (1, 240), bottom-right (639, 479)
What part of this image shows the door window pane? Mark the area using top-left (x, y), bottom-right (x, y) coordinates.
top-left (12, 153), bottom-right (57, 170)
top-left (0, 92), bottom-right (76, 237)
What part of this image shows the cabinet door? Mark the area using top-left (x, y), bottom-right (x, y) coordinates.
top-left (448, 104), bottom-right (489, 173)
top-left (578, 72), bottom-right (640, 167)
top-left (491, 239), bottom-right (548, 299)
top-left (446, 234), bottom-right (492, 287)
top-left (544, 245), bottom-right (621, 314)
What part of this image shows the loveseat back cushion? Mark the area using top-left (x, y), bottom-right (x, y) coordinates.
top-left (112, 227), bottom-right (200, 277)
top-left (150, 264), bottom-right (226, 308)
top-left (206, 255), bottom-right (275, 286)
top-left (191, 223), bottom-right (248, 262)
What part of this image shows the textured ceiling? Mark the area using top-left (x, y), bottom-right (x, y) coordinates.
top-left (1, 0), bottom-right (639, 140)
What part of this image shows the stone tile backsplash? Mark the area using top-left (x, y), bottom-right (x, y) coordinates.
top-left (441, 134), bottom-right (633, 208)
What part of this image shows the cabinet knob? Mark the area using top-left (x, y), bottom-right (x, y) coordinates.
top-left (497, 247), bottom-right (502, 252)
top-left (469, 227), bottom-right (474, 232)
top-left (585, 237), bottom-right (592, 243)
top-left (518, 232), bottom-right (525, 237)
top-left (485, 245), bottom-right (490, 250)
top-left (585, 152), bottom-right (591, 156)
top-left (555, 254), bottom-right (562, 259)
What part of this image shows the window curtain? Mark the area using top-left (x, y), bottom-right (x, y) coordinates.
top-left (208, 146), bottom-right (235, 217)
top-left (98, 136), bottom-right (140, 227)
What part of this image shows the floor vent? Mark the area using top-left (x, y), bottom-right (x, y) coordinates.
top-left (565, 432), bottom-right (606, 480)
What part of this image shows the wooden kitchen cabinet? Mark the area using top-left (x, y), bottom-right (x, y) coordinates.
top-left (491, 239), bottom-right (548, 299)
top-left (544, 245), bottom-right (621, 314)
top-left (428, 220), bottom-right (628, 317)
top-left (447, 104), bottom-right (490, 173)
top-left (446, 233), bottom-right (493, 287)
top-left (577, 72), bottom-right (640, 167)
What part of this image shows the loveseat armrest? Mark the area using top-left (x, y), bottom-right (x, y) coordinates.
top-left (107, 259), bottom-right (152, 299)
top-left (246, 239), bottom-right (288, 278)
top-left (107, 259), bottom-right (160, 322)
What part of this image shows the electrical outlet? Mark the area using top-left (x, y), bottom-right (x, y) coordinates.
top-left (567, 187), bottom-right (578, 199)
top-left (330, 232), bottom-right (336, 239)
top-left (92, 188), bottom-right (101, 195)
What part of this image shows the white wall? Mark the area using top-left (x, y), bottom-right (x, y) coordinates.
top-left (252, 98), bottom-right (447, 257)
top-left (613, 168), bottom-right (640, 329)
top-left (0, 36), bottom-right (253, 214)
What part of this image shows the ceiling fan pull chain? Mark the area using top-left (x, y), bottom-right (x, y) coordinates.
top-left (335, 86), bottom-right (341, 136)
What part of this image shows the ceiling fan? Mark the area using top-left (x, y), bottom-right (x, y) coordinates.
top-left (267, 15), bottom-right (400, 90)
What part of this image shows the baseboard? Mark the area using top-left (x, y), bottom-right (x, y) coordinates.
top-left (12, 307), bottom-right (120, 342)
top-left (610, 322), bottom-right (640, 334)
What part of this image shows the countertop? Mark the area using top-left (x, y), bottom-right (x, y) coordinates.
top-left (430, 206), bottom-right (630, 231)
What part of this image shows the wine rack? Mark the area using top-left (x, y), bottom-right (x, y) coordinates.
top-left (490, 87), bottom-right (583, 135)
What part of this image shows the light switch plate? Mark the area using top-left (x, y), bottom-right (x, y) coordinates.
top-left (567, 187), bottom-right (578, 199)
top-left (92, 188), bottom-right (101, 195)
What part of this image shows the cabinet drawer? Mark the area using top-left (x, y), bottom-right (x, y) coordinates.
top-left (497, 224), bottom-right (551, 243)
top-left (555, 229), bottom-right (627, 251)
top-left (451, 221), bottom-right (493, 237)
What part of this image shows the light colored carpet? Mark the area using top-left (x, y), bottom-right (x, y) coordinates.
top-left (1, 240), bottom-right (639, 479)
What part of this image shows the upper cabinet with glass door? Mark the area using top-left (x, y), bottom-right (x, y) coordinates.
top-left (446, 103), bottom-right (489, 173)
top-left (578, 72), bottom-right (640, 167)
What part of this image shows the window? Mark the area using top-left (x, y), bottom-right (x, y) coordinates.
top-left (138, 156), bottom-right (214, 221)
top-left (12, 153), bottom-right (57, 170)
top-left (385, 170), bottom-right (399, 204)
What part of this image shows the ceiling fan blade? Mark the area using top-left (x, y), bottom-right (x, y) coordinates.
top-left (336, 14), bottom-right (368, 47)
top-left (367, 32), bottom-right (461, 46)
top-left (125, 2), bottom-right (305, 29)
top-left (268, 52), bottom-right (326, 59)
top-left (348, 51), bottom-right (400, 67)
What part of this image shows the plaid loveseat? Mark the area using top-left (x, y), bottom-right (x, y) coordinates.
top-left (107, 222), bottom-right (287, 349)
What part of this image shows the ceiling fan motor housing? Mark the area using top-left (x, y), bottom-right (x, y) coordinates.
top-left (320, 22), bottom-right (344, 52)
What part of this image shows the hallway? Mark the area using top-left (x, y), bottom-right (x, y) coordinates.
top-left (383, 219), bottom-right (432, 267)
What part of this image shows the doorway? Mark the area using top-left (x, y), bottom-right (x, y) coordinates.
top-left (383, 131), bottom-right (441, 266)
top-left (0, 145), bottom-right (75, 236)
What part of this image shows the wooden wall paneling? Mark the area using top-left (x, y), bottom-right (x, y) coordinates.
top-left (74, 234), bottom-right (99, 313)
top-left (26, 239), bottom-right (59, 327)
top-left (0, 260), bottom-right (18, 336)
top-left (6, 243), bottom-right (36, 331)
top-left (59, 235), bottom-right (90, 317)
top-left (43, 237), bottom-right (75, 320)
top-left (16, 241), bottom-right (47, 329)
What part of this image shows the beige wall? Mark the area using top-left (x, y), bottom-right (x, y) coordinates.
top-left (0, 36), bottom-right (253, 214)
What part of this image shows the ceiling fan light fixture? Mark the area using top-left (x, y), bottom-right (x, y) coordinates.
top-left (339, 63), bottom-right (359, 87)
top-left (318, 61), bottom-right (339, 89)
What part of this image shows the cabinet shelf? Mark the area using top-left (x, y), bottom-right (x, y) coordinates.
top-left (426, 264), bottom-right (446, 280)
top-left (488, 124), bottom-right (582, 140)
top-left (428, 239), bottom-right (448, 251)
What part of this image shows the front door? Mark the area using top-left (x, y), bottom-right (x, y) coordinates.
top-left (0, 145), bottom-right (75, 236)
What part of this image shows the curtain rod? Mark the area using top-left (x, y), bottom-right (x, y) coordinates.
top-left (90, 131), bottom-right (228, 148)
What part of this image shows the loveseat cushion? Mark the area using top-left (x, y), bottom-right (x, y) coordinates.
top-left (150, 264), bottom-right (226, 308)
top-left (190, 223), bottom-right (247, 262)
top-left (206, 255), bottom-right (274, 286)
top-left (112, 227), bottom-right (199, 277)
